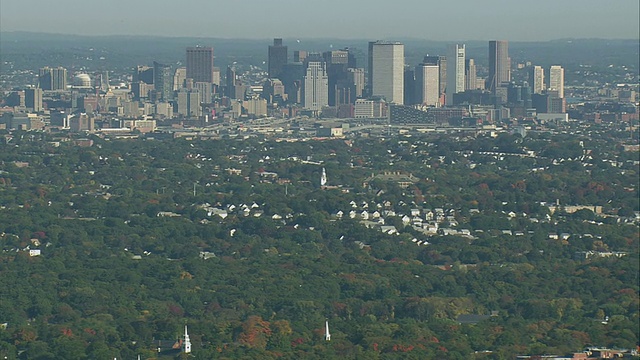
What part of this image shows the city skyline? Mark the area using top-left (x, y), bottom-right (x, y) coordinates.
top-left (1, 0), bottom-right (638, 41)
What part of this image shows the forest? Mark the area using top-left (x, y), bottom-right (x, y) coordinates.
top-left (0, 127), bottom-right (637, 359)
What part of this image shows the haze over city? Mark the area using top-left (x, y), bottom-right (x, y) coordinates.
top-left (0, 0), bottom-right (638, 358)
top-left (1, 0), bottom-right (639, 40)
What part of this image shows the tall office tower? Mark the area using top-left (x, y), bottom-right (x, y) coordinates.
top-left (303, 60), bottom-right (329, 113)
top-left (488, 40), bottom-right (510, 93)
top-left (226, 66), bottom-right (237, 98)
top-left (5, 91), bottom-right (25, 107)
top-left (153, 61), bottom-right (173, 101)
top-left (294, 50), bottom-right (307, 63)
top-left (38, 67), bottom-right (68, 90)
top-left (226, 66), bottom-right (247, 100)
top-left (465, 59), bottom-right (477, 90)
top-left (549, 65), bottom-right (564, 98)
top-left (347, 68), bottom-right (365, 98)
top-left (323, 49), bottom-right (349, 67)
top-left (445, 44), bottom-right (465, 105)
top-left (404, 69), bottom-right (416, 105)
top-left (212, 67), bottom-right (221, 86)
top-left (176, 89), bottom-right (201, 118)
top-left (323, 49), bottom-right (350, 106)
top-left (134, 65), bottom-right (154, 84)
top-left (194, 82), bottom-right (214, 103)
top-left (281, 62), bottom-right (305, 104)
top-left (263, 78), bottom-right (286, 103)
top-left (132, 65), bottom-right (155, 100)
top-left (530, 65), bottom-right (545, 94)
top-left (186, 46), bottom-right (215, 83)
top-left (415, 63), bottom-right (440, 106)
top-left (25, 87), bottom-right (43, 112)
top-left (423, 55), bottom-right (446, 94)
top-left (368, 41), bottom-right (404, 104)
top-left (173, 67), bottom-right (187, 91)
top-left (268, 38), bottom-right (288, 79)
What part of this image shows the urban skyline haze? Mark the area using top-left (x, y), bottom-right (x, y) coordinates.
top-left (1, 0), bottom-right (638, 41)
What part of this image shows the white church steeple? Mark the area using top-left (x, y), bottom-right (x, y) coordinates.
top-left (183, 325), bottom-right (192, 353)
top-left (324, 320), bottom-right (331, 341)
top-left (320, 167), bottom-right (327, 187)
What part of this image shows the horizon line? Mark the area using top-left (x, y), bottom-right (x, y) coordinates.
top-left (1, 30), bottom-right (638, 43)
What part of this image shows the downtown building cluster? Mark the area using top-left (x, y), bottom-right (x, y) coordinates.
top-left (1, 37), bottom-right (637, 134)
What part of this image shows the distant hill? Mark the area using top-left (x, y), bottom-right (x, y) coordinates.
top-left (1, 31), bottom-right (637, 73)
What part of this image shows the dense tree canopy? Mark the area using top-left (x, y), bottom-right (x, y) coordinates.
top-left (0, 129), bottom-right (637, 359)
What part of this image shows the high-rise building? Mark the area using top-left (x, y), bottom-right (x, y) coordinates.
top-left (303, 60), bottom-right (329, 114)
top-left (173, 67), bottom-right (187, 91)
top-left (268, 38), bottom-right (288, 79)
top-left (194, 82), bottom-right (214, 103)
top-left (465, 59), bottom-right (477, 90)
top-left (280, 62), bottom-right (305, 104)
top-left (368, 41), bottom-right (404, 104)
top-left (263, 78), bottom-right (286, 103)
top-left (488, 40), bottom-right (510, 93)
top-left (38, 67), bottom-right (67, 91)
top-left (186, 46), bottom-right (215, 83)
top-left (153, 61), bottom-right (173, 101)
top-left (415, 63), bottom-right (440, 106)
top-left (404, 68), bottom-right (416, 105)
top-left (25, 88), bottom-right (43, 112)
top-left (134, 65), bottom-right (154, 84)
top-left (446, 44), bottom-right (465, 105)
top-left (176, 89), bottom-right (201, 118)
top-left (423, 55), bottom-right (446, 94)
top-left (549, 65), bottom-right (564, 98)
top-left (211, 67), bottom-right (221, 86)
top-left (347, 68), bottom-right (365, 99)
top-left (294, 50), bottom-right (307, 63)
top-left (226, 66), bottom-right (237, 98)
top-left (323, 49), bottom-right (350, 106)
top-left (530, 65), bottom-right (545, 94)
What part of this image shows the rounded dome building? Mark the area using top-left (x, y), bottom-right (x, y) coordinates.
top-left (73, 73), bottom-right (92, 88)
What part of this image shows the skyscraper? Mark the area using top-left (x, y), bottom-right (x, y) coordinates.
top-left (303, 59), bottom-right (329, 114)
top-left (423, 55), bottom-right (446, 95)
top-left (404, 68), bottom-right (416, 105)
top-left (186, 46), bottom-right (215, 83)
top-left (25, 87), bottom-right (43, 112)
top-left (445, 44), bottom-right (465, 105)
top-left (488, 40), bottom-right (510, 93)
top-left (368, 41), bottom-right (404, 104)
top-left (465, 59), bottom-right (477, 90)
top-left (293, 50), bottom-right (307, 63)
top-left (226, 66), bottom-right (237, 98)
top-left (134, 65), bottom-right (154, 85)
top-left (415, 63), bottom-right (440, 106)
top-left (38, 67), bottom-right (67, 90)
top-left (530, 65), bottom-right (545, 94)
top-left (549, 65), bottom-right (564, 98)
top-left (323, 49), bottom-right (350, 106)
top-left (153, 61), bottom-right (173, 101)
top-left (173, 67), bottom-right (187, 91)
top-left (176, 89), bottom-right (201, 118)
top-left (347, 68), bottom-right (365, 99)
top-left (268, 38), bottom-right (288, 79)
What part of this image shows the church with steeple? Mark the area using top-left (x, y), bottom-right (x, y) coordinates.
top-left (183, 325), bottom-right (192, 353)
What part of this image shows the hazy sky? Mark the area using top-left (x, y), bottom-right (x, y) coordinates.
top-left (1, 0), bottom-right (638, 40)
